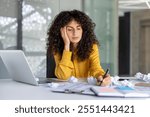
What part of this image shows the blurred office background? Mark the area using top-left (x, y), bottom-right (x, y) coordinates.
top-left (119, 0), bottom-right (150, 76)
top-left (0, 0), bottom-right (150, 78)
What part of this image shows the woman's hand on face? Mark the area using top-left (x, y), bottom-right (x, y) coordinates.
top-left (61, 27), bottom-right (70, 51)
top-left (96, 74), bottom-right (111, 86)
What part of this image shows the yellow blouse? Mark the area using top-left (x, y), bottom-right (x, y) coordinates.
top-left (54, 44), bottom-right (105, 80)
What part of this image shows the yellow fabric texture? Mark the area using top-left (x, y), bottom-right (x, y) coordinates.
top-left (54, 44), bottom-right (105, 80)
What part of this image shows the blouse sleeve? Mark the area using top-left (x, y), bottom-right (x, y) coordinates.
top-left (54, 50), bottom-right (74, 80)
top-left (89, 44), bottom-right (105, 78)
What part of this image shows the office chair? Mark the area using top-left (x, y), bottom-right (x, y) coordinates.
top-left (46, 53), bottom-right (57, 78)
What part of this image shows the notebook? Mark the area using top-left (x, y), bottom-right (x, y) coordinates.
top-left (90, 86), bottom-right (150, 98)
top-left (135, 82), bottom-right (150, 87)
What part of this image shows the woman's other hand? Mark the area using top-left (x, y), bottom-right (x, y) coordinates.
top-left (61, 27), bottom-right (70, 51)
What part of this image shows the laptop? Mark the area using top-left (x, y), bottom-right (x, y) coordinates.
top-left (0, 56), bottom-right (11, 79)
top-left (0, 50), bottom-right (69, 85)
top-left (0, 50), bottom-right (40, 85)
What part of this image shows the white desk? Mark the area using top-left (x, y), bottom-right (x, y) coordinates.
top-left (0, 79), bottom-right (150, 100)
top-left (0, 79), bottom-right (100, 100)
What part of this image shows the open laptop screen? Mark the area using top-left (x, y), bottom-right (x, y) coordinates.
top-left (0, 50), bottom-right (38, 86)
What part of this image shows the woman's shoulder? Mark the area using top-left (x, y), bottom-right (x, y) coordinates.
top-left (92, 43), bottom-right (99, 50)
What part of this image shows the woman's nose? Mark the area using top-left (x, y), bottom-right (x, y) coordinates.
top-left (73, 30), bottom-right (76, 35)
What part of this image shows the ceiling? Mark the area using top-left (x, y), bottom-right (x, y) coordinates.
top-left (119, 0), bottom-right (150, 15)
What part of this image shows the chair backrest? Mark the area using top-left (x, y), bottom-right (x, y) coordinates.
top-left (46, 54), bottom-right (56, 78)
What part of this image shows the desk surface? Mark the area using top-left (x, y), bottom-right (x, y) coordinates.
top-left (0, 79), bottom-right (149, 100)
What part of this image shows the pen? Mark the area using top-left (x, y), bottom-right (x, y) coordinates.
top-left (97, 68), bottom-right (109, 86)
top-left (90, 87), bottom-right (99, 96)
top-left (103, 68), bottom-right (109, 79)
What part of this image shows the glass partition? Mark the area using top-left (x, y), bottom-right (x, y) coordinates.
top-left (84, 0), bottom-right (118, 75)
top-left (0, 0), bottom-right (17, 50)
top-left (22, 0), bottom-right (60, 77)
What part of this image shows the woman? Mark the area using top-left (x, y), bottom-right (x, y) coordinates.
top-left (47, 10), bottom-right (111, 86)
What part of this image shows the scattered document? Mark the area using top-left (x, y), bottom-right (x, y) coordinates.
top-left (50, 82), bottom-right (94, 95)
top-left (50, 81), bottom-right (150, 98)
top-left (135, 72), bottom-right (150, 82)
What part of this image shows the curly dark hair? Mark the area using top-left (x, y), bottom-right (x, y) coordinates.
top-left (47, 9), bottom-right (99, 61)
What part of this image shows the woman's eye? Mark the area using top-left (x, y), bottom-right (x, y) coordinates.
top-left (77, 26), bottom-right (82, 30)
top-left (77, 28), bottom-right (81, 30)
top-left (67, 28), bottom-right (72, 31)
